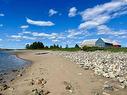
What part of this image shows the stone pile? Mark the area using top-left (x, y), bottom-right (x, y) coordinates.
top-left (53, 51), bottom-right (127, 85)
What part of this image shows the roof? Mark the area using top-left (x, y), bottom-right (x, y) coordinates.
top-left (100, 38), bottom-right (113, 44)
top-left (80, 39), bottom-right (97, 47)
top-left (112, 41), bottom-right (121, 45)
top-left (101, 38), bottom-right (120, 45)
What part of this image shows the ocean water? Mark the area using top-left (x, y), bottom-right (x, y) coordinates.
top-left (0, 51), bottom-right (30, 73)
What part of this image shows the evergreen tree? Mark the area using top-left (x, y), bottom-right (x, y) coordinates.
top-left (60, 45), bottom-right (62, 49)
top-left (75, 44), bottom-right (80, 48)
top-left (26, 42), bottom-right (45, 49)
top-left (45, 46), bottom-right (49, 49)
top-left (26, 44), bottom-right (30, 49)
top-left (66, 44), bottom-right (68, 48)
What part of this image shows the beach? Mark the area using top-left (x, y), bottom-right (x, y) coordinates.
top-left (1, 50), bottom-right (127, 95)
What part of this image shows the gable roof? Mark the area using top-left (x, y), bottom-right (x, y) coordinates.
top-left (100, 38), bottom-right (113, 44)
top-left (80, 39), bottom-right (97, 47)
top-left (112, 41), bottom-right (121, 45)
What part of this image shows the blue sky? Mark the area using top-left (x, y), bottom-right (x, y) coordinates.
top-left (0, 0), bottom-right (127, 49)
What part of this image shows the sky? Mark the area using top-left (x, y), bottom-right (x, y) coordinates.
top-left (0, 0), bottom-right (127, 49)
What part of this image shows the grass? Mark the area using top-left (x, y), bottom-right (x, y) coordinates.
top-left (82, 46), bottom-right (127, 52)
top-left (25, 47), bottom-right (127, 52)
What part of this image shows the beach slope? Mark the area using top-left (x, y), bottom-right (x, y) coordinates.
top-left (1, 51), bottom-right (117, 95)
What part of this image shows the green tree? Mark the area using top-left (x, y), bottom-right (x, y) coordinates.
top-left (66, 44), bottom-right (68, 48)
top-left (75, 44), bottom-right (80, 48)
top-left (26, 42), bottom-right (45, 49)
top-left (60, 45), bottom-right (62, 49)
top-left (26, 44), bottom-right (30, 49)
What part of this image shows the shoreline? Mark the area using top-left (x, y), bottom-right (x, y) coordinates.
top-left (1, 50), bottom-right (127, 95)
top-left (0, 51), bottom-right (32, 85)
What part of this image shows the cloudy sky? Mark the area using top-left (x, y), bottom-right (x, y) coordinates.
top-left (0, 0), bottom-right (127, 48)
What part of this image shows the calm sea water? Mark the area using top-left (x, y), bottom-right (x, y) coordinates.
top-left (0, 51), bottom-right (30, 73)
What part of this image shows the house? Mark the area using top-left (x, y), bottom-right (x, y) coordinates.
top-left (112, 41), bottom-right (121, 48)
top-left (95, 38), bottom-right (113, 47)
top-left (80, 38), bottom-right (121, 48)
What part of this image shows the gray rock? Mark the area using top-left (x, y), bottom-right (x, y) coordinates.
top-left (103, 84), bottom-right (114, 91)
top-left (118, 77), bottom-right (125, 83)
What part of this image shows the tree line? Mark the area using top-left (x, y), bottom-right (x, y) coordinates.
top-left (26, 41), bottom-right (80, 50)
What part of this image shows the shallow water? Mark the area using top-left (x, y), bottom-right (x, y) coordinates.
top-left (0, 51), bottom-right (30, 73)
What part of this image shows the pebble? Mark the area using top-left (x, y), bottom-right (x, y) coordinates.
top-left (32, 89), bottom-right (50, 95)
top-left (103, 84), bottom-right (114, 91)
top-left (53, 51), bottom-right (127, 85)
top-left (118, 77), bottom-right (125, 83)
top-left (102, 92), bottom-right (110, 95)
top-left (0, 84), bottom-right (9, 91)
top-left (52, 51), bottom-right (127, 92)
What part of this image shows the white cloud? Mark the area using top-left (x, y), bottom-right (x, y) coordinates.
top-left (97, 25), bottom-right (127, 36)
top-left (0, 39), bottom-right (2, 41)
top-left (26, 18), bottom-right (55, 26)
top-left (22, 31), bottom-right (31, 34)
top-left (0, 24), bottom-right (3, 27)
top-left (79, 0), bottom-right (127, 29)
top-left (0, 13), bottom-right (4, 16)
top-left (10, 35), bottom-right (36, 41)
top-left (66, 29), bottom-right (87, 38)
top-left (20, 25), bottom-right (29, 29)
top-left (22, 36), bottom-right (36, 40)
top-left (52, 39), bottom-right (59, 43)
top-left (49, 9), bottom-right (58, 16)
top-left (68, 7), bottom-right (77, 17)
top-left (32, 32), bottom-right (58, 39)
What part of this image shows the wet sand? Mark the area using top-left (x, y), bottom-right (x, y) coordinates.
top-left (1, 50), bottom-right (127, 95)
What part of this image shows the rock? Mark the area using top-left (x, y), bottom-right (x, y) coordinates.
top-left (113, 82), bottom-right (126, 89)
top-left (120, 83), bottom-right (126, 89)
top-left (118, 77), bottom-right (125, 83)
top-left (102, 92), bottom-right (110, 95)
top-left (123, 80), bottom-right (127, 86)
top-left (12, 69), bottom-right (18, 72)
top-left (103, 73), bottom-right (109, 78)
top-left (0, 84), bottom-right (9, 91)
top-left (32, 89), bottom-right (50, 95)
top-left (36, 78), bottom-right (47, 86)
top-left (103, 82), bottom-right (114, 91)
top-left (108, 72), bottom-right (115, 78)
top-left (78, 73), bottom-right (82, 75)
top-left (94, 92), bottom-right (100, 95)
top-left (17, 74), bottom-right (22, 77)
top-left (30, 79), bottom-right (35, 85)
top-left (53, 51), bottom-right (127, 85)
top-left (83, 66), bottom-right (89, 70)
top-left (32, 89), bottom-right (39, 95)
top-left (63, 81), bottom-right (73, 92)
top-left (42, 90), bottom-right (50, 95)
top-left (8, 87), bottom-right (14, 91)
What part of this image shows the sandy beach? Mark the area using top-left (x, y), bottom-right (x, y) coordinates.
top-left (1, 50), bottom-right (127, 95)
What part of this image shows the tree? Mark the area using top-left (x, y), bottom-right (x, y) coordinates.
top-left (56, 44), bottom-right (59, 48)
top-left (66, 44), bottom-right (68, 48)
top-left (26, 42), bottom-right (45, 49)
top-left (26, 44), bottom-right (30, 49)
top-left (45, 46), bottom-right (49, 49)
top-left (75, 44), bottom-right (80, 48)
top-left (60, 45), bottom-right (62, 49)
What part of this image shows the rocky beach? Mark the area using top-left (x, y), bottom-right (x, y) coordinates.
top-left (1, 50), bottom-right (127, 95)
